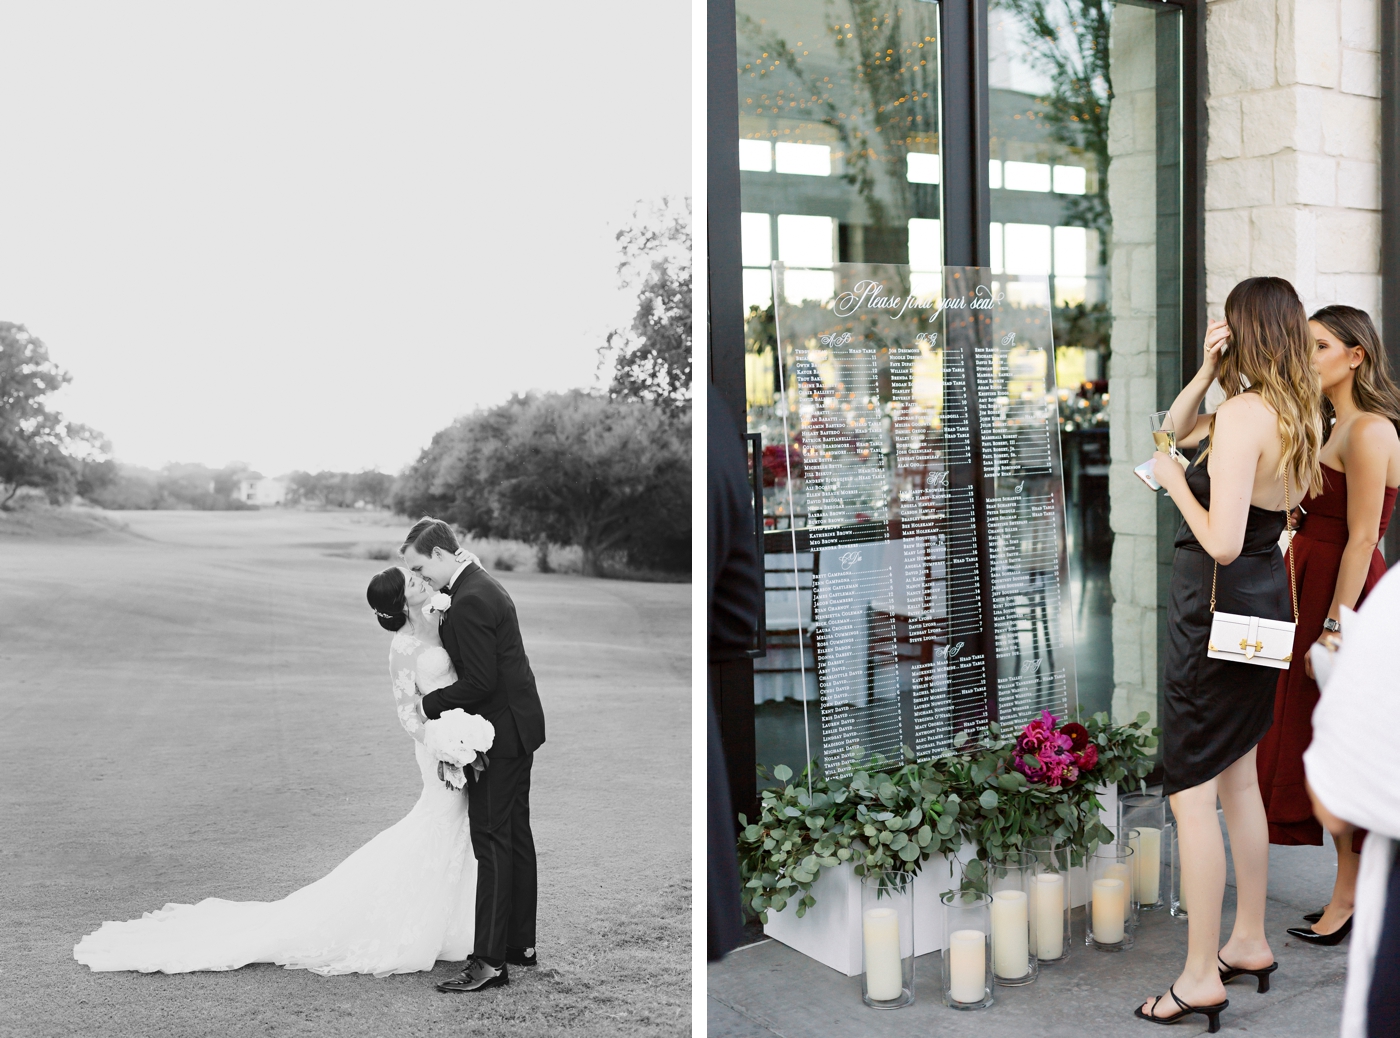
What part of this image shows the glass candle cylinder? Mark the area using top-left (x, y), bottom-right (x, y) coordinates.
top-left (988, 853), bottom-right (1037, 987)
top-left (1088, 844), bottom-right (1136, 950)
top-left (860, 870), bottom-right (915, 1009)
top-left (941, 890), bottom-right (994, 1010)
top-left (1026, 838), bottom-right (1072, 964)
top-left (1119, 792), bottom-right (1167, 910)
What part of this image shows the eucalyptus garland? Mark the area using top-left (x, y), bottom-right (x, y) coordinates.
top-left (736, 711), bottom-right (1159, 922)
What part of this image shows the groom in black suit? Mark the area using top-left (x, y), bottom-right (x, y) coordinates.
top-left (401, 517), bottom-right (546, 993)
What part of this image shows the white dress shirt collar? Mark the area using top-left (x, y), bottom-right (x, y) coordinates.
top-left (447, 558), bottom-right (474, 594)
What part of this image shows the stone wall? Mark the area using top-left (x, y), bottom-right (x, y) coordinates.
top-left (1204, 0), bottom-right (1381, 321)
top-left (1105, 4), bottom-right (1161, 726)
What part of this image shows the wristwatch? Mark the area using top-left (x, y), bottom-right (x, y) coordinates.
top-left (1322, 617), bottom-right (1341, 633)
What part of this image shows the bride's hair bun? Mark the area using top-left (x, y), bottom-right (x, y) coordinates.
top-left (366, 567), bottom-right (408, 632)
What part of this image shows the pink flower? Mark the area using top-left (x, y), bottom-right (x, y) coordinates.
top-left (1013, 711), bottom-right (1089, 787)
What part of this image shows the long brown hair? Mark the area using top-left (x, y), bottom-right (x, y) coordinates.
top-left (1310, 304), bottom-right (1400, 440)
top-left (1217, 277), bottom-right (1323, 493)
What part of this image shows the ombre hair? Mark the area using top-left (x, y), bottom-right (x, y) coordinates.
top-left (1217, 277), bottom-right (1323, 494)
top-left (1309, 304), bottom-right (1400, 440)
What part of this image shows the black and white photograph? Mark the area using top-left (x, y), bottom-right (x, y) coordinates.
top-left (0, 3), bottom-right (692, 1036)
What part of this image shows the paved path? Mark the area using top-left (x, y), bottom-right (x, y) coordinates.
top-left (1, 509), bottom-right (690, 1038)
top-left (710, 827), bottom-right (1351, 1036)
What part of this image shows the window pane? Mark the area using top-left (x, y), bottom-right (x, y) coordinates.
top-left (1003, 222), bottom-right (1052, 275)
top-left (989, 1), bottom-right (1183, 727)
top-left (907, 152), bottom-right (941, 184)
top-left (1053, 164), bottom-right (1087, 195)
top-left (741, 212), bottom-right (772, 266)
top-left (1003, 160), bottom-right (1052, 192)
top-left (739, 138), bottom-right (773, 172)
top-left (737, 0), bottom-right (943, 787)
top-left (775, 142), bottom-right (832, 176)
top-left (907, 218), bottom-right (942, 271)
top-left (743, 267), bottom-right (773, 311)
top-left (777, 213), bottom-right (834, 268)
top-left (782, 268), bottom-right (835, 305)
top-left (1054, 225), bottom-right (1088, 276)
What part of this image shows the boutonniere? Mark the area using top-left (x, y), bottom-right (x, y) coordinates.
top-left (424, 592), bottom-right (453, 621)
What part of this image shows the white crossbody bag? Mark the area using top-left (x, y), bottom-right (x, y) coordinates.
top-left (1206, 469), bottom-right (1297, 670)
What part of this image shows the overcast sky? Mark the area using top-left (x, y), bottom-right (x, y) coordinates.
top-left (0, 2), bottom-right (690, 476)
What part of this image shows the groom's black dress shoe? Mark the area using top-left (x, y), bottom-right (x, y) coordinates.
top-left (436, 957), bottom-right (508, 993)
top-left (505, 946), bottom-right (537, 967)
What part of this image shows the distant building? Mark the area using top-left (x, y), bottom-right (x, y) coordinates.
top-left (234, 477), bottom-right (288, 506)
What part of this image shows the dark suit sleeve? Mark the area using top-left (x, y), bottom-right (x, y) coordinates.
top-left (420, 591), bottom-right (499, 719)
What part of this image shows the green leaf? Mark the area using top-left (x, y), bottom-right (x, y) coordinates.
top-left (773, 764), bottom-right (793, 782)
top-left (979, 789), bottom-right (1000, 810)
top-left (898, 842), bottom-right (921, 862)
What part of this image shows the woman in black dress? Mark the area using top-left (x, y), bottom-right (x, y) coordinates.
top-left (1136, 278), bottom-right (1323, 1031)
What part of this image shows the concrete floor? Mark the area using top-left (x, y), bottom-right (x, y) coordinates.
top-left (709, 838), bottom-right (1351, 1036)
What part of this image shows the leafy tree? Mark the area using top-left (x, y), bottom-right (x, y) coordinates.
top-left (352, 470), bottom-right (394, 509)
top-left (393, 391), bottom-right (691, 576)
top-left (740, 3), bottom-right (941, 236)
top-left (0, 323), bottom-right (109, 509)
top-left (993, 0), bottom-right (1113, 257)
top-left (604, 197), bottom-right (692, 413)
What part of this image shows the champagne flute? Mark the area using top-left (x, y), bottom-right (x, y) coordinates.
top-left (1148, 411), bottom-right (1176, 456)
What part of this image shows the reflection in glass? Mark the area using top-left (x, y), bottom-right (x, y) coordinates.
top-left (738, 0), bottom-right (944, 787)
top-left (989, 1), bottom-right (1182, 724)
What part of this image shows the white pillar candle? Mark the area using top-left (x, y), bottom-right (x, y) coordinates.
top-left (862, 907), bottom-right (904, 1001)
top-left (1104, 862), bottom-right (1133, 921)
top-left (948, 929), bottom-right (986, 1003)
top-left (1032, 872), bottom-right (1064, 959)
top-left (1133, 827), bottom-right (1162, 903)
top-left (1092, 878), bottom-right (1126, 943)
top-left (990, 889), bottom-right (1029, 979)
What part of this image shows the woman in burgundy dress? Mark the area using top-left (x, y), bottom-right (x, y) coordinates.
top-left (1256, 305), bottom-right (1400, 945)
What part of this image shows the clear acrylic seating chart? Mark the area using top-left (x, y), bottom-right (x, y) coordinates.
top-left (765, 263), bottom-right (1078, 778)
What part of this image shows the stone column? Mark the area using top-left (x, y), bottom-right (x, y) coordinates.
top-left (1205, 0), bottom-right (1381, 321)
top-left (1106, 4), bottom-right (1161, 726)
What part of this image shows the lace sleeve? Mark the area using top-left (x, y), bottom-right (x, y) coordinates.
top-left (389, 646), bottom-right (428, 743)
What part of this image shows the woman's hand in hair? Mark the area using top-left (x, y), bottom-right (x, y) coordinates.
top-left (1197, 319), bottom-right (1229, 382)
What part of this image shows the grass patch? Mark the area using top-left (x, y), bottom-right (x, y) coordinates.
top-left (0, 503), bottom-right (132, 539)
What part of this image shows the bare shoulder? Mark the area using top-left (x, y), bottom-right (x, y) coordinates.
top-left (1212, 393), bottom-right (1274, 442)
top-left (1344, 411), bottom-right (1400, 462)
top-left (1347, 412), bottom-right (1400, 450)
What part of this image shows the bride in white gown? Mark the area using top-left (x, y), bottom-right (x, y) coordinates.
top-left (74, 566), bottom-right (478, 977)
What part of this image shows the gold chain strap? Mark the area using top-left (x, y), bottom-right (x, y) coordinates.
top-left (1285, 469), bottom-right (1297, 622)
top-left (1209, 464), bottom-right (1297, 621)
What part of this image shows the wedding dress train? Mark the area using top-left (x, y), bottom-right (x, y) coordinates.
top-left (74, 638), bottom-right (476, 977)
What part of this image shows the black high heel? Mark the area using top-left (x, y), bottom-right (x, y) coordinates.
top-left (1287, 915), bottom-right (1353, 946)
top-left (1303, 906), bottom-right (1326, 924)
top-left (1134, 985), bottom-right (1229, 1034)
top-left (1218, 953), bottom-right (1278, 992)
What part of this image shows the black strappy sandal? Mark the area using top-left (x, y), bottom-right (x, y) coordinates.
top-left (1218, 953), bottom-right (1278, 992)
top-left (1134, 985), bottom-right (1229, 1034)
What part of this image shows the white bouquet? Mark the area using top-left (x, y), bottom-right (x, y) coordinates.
top-left (423, 709), bottom-right (495, 790)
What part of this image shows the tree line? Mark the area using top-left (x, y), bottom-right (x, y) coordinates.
top-left (1, 198), bottom-right (692, 578)
top-left (392, 198), bottom-right (692, 577)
